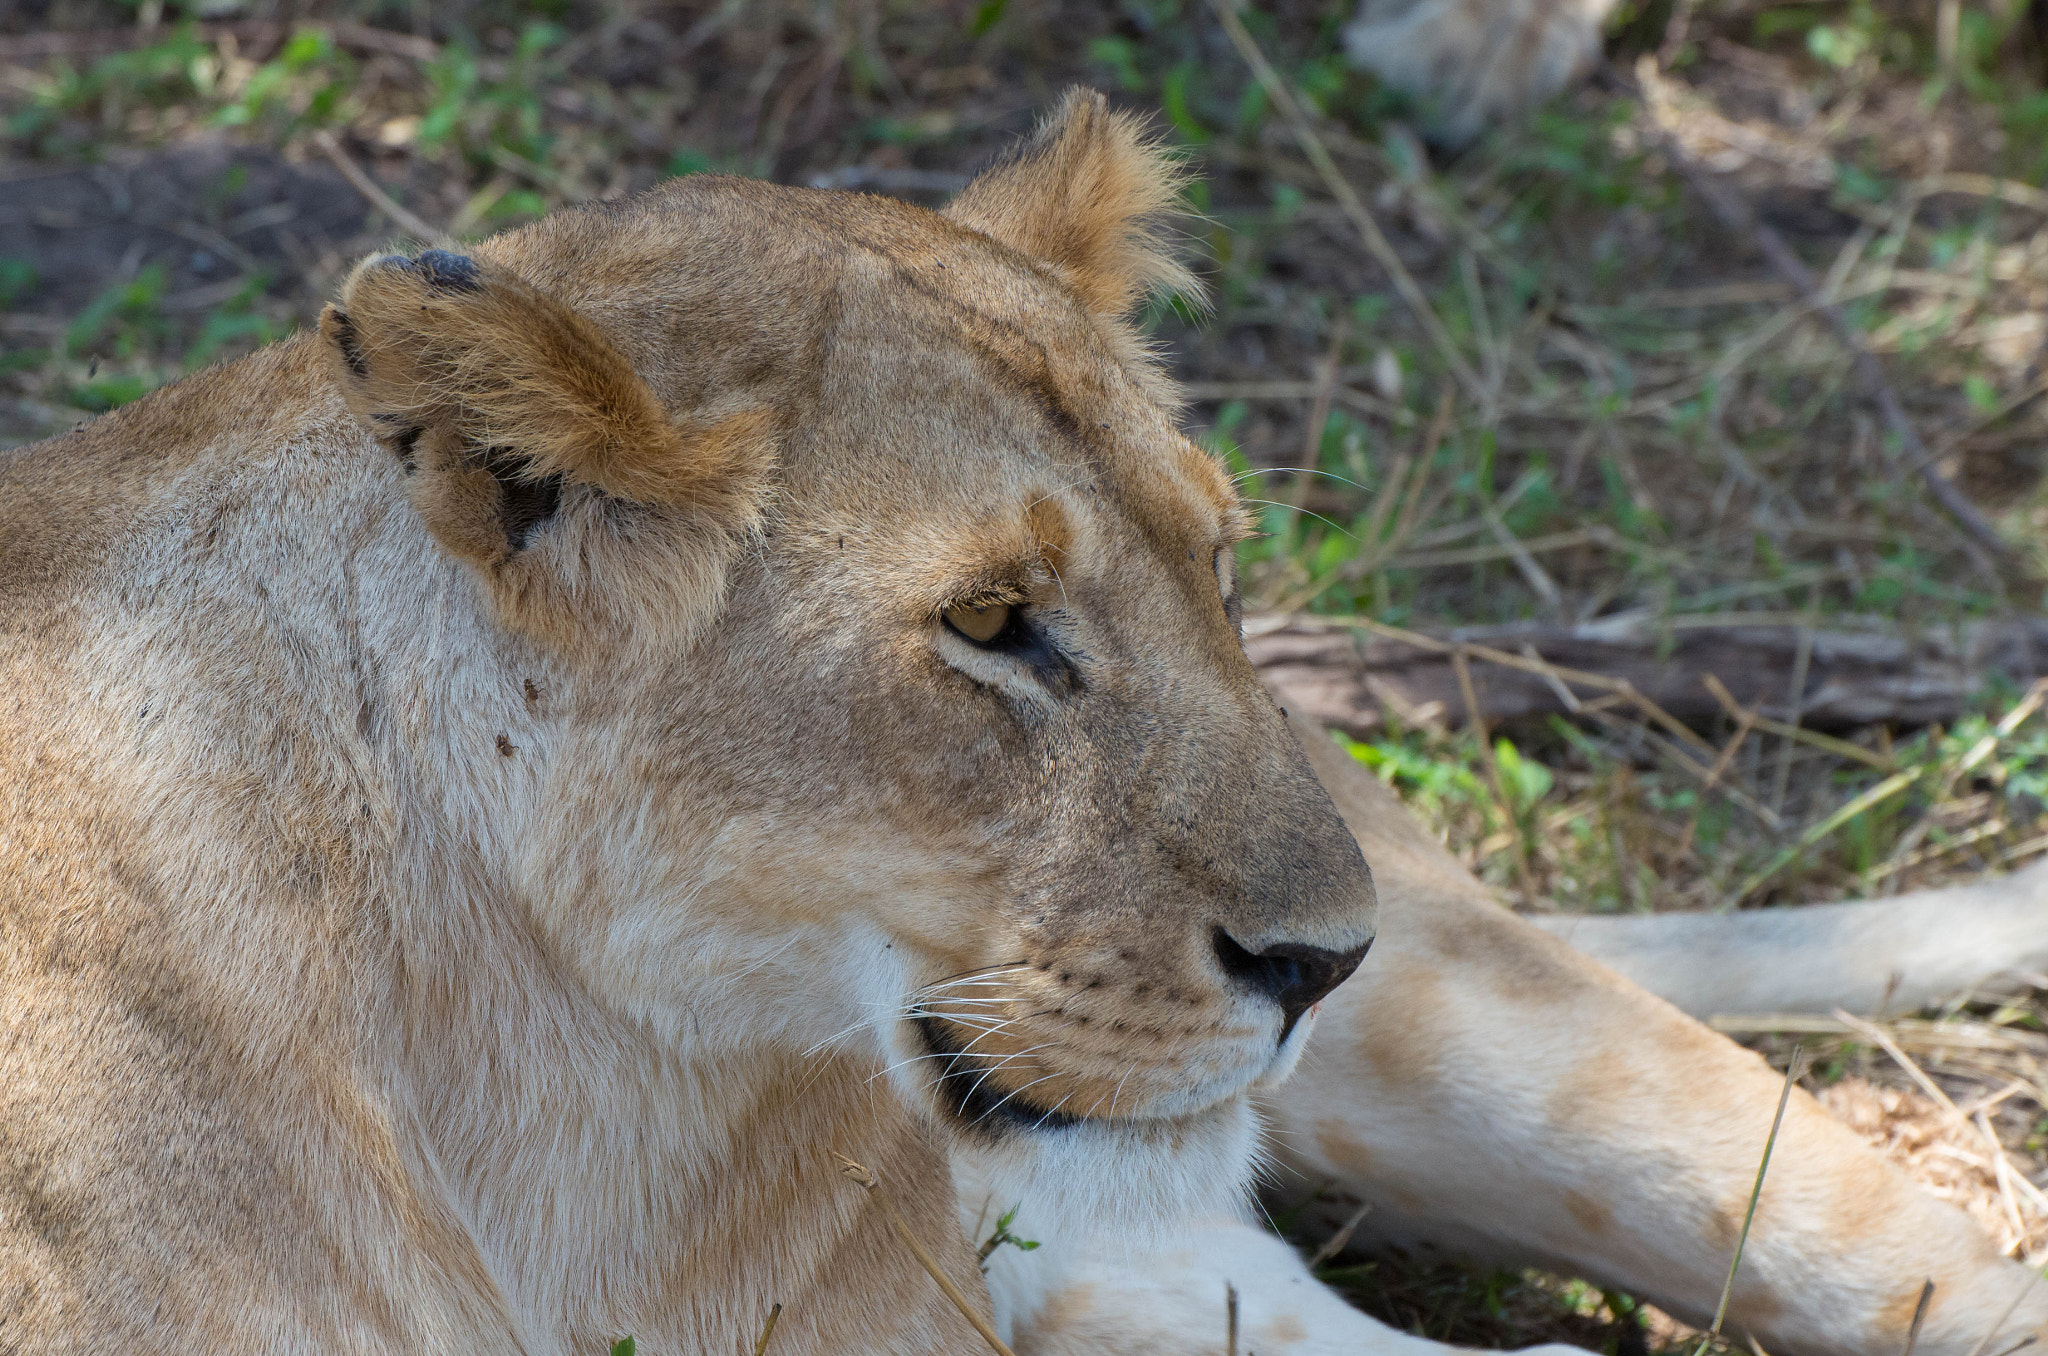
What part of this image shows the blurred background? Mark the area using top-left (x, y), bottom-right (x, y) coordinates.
top-left (5, 0), bottom-right (2048, 1347)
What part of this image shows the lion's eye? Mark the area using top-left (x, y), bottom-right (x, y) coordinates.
top-left (944, 601), bottom-right (1012, 645)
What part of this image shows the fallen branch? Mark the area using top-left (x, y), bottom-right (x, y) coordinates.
top-left (1247, 611), bottom-right (2048, 736)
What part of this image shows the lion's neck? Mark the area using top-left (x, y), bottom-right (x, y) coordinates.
top-left (380, 877), bottom-right (988, 1354)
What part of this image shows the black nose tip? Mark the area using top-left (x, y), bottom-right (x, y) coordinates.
top-left (1213, 930), bottom-right (1372, 1040)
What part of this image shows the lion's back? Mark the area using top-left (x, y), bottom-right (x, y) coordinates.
top-left (0, 334), bottom-right (378, 1354)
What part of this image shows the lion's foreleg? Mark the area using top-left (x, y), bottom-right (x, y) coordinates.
top-left (989, 1211), bottom-right (1587, 1355)
top-left (1267, 716), bottom-right (2048, 1356)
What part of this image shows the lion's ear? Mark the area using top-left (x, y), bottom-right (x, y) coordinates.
top-left (319, 249), bottom-right (776, 643)
top-left (943, 87), bottom-right (1197, 317)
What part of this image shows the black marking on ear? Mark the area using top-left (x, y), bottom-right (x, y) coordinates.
top-left (480, 447), bottom-right (563, 552)
top-left (416, 249), bottom-right (481, 293)
top-left (371, 415), bottom-right (422, 472)
top-left (329, 308), bottom-right (367, 378)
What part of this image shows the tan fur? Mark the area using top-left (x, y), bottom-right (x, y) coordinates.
top-left (0, 92), bottom-right (1373, 1354)
top-left (943, 88), bottom-right (1198, 319)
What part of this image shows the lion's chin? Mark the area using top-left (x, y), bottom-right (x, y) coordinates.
top-left (946, 1092), bottom-right (1260, 1255)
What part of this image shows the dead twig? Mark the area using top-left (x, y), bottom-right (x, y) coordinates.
top-left (1336, 615), bottom-right (1719, 760)
top-left (1683, 677), bottom-right (1761, 855)
top-left (1702, 674), bottom-right (1897, 772)
top-left (833, 1153), bottom-right (1018, 1356)
top-left (1307, 1200), bottom-right (1375, 1269)
top-left (311, 130), bottom-right (445, 246)
top-left (751, 1303), bottom-right (783, 1356)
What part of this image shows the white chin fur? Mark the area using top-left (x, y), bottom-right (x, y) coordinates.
top-left (951, 1094), bottom-right (1260, 1337)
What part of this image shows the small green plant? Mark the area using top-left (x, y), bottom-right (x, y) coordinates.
top-left (976, 1203), bottom-right (1041, 1268)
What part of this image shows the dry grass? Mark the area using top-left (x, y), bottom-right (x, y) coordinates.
top-left (6, 0), bottom-right (2048, 1346)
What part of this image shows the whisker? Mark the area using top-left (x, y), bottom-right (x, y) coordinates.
top-left (977, 1072), bottom-right (1065, 1125)
top-left (1236, 498), bottom-right (1360, 540)
top-left (1030, 1088), bottom-right (1080, 1132)
top-left (1230, 466), bottom-right (1376, 495)
top-left (1106, 1062), bottom-right (1139, 1121)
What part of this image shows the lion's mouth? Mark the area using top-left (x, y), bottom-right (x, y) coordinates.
top-left (914, 1016), bottom-right (1085, 1135)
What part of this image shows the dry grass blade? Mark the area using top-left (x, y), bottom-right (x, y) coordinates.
top-left (1227, 1281), bottom-right (1240, 1356)
top-left (1201, 0), bottom-right (1485, 404)
top-left (832, 1153), bottom-right (1018, 1356)
top-left (1832, 1010), bottom-right (2048, 1249)
top-left (751, 1302), bottom-right (783, 1356)
top-left (1695, 1043), bottom-right (1802, 1353)
top-left (1307, 1201), bottom-right (1375, 1269)
top-left (1965, 1280), bottom-right (2046, 1356)
top-left (1454, 646), bottom-right (1539, 903)
top-left (1733, 769), bottom-right (1922, 901)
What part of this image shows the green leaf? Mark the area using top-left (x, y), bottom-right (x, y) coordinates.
top-left (611, 1339), bottom-right (635, 1356)
top-left (968, 0), bottom-right (1009, 36)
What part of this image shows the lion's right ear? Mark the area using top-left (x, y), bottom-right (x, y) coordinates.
top-left (319, 250), bottom-right (776, 644)
top-left (942, 87), bottom-right (1197, 318)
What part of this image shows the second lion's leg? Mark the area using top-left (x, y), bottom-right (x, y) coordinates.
top-left (1527, 861), bottom-right (2048, 1018)
top-left (1265, 714), bottom-right (2048, 1356)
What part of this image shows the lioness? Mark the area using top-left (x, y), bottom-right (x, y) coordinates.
top-left (2, 89), bottom-right (2044, 1356)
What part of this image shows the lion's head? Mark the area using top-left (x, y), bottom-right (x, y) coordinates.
top-left (318, 89), bottom-right (1375, 1227)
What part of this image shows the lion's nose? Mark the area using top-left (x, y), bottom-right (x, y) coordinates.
top-left (1212, 929), bottom-right (1372, 1040)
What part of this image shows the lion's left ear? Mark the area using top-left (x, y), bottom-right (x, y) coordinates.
top-left (318, 249), bottom-right (776, 648)
top-left (943, 87), bottom-right (1197, 317)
